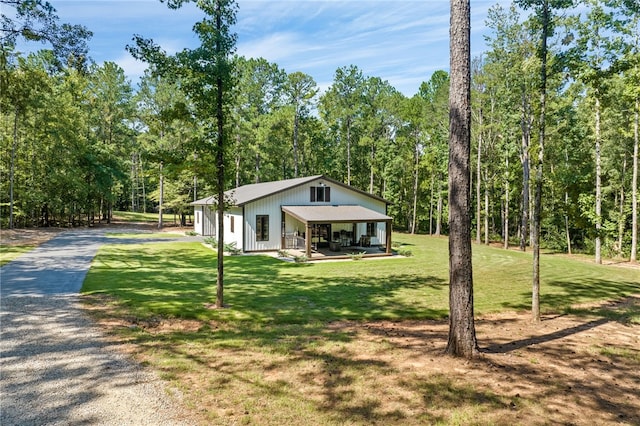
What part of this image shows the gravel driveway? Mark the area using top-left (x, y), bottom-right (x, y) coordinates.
top-left (1, 229), bottom-right (197, 425)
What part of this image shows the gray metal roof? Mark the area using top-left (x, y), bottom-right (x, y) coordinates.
top-left (191, 175), bottom-right (321, 206)
top-left (282, 205), bottom-right (392, 223)
top-left (191, 175), bottom-right (389, 207)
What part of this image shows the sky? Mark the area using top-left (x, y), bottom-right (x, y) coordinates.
top-left (11, 0), bottom-right (513, 96)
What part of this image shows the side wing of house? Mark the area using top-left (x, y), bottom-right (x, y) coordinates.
top-left (193, 205), bottom-right (243, 250)
top-left (194, 205), bottom-right (216, 236)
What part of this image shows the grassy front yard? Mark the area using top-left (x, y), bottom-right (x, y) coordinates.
top-left (82, 233), bottom-right (640, 425)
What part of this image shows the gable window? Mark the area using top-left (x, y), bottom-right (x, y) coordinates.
top-left (256, 215), bottom-right (269, 241)
top-left (310, 186), bottom-right (331, 202)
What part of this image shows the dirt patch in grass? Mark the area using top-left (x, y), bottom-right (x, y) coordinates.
top-left (84, 294), bottom-right (640, 425)
top-left (0, 227), bottom-right (63, 246)
top-left (0, 222), bottom-right (190, 247)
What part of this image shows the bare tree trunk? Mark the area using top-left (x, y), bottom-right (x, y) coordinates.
top-left (564, 148), bottom-right (572, 255)
top-left (504, 151), bottom-right (510, 249)
top-left (293, 104), bottom-right (300, 178)
top-left (476, 108), bottom-right (483, 244)
top-left (158, 162), bottom-right (164, 229)
top-left (232, 137), bottom-right (240, 188)
top-left (429, 176), bottom-right (435, 235)
top-left (484, 177), bottom-right (489, 245)
top-left (346, 118), bottom-right (352, 186)
top-left (520, 92), bottom-right (531, 252)
top-left (369, 143), bottom-right (375, 194)
top-left (411, 143), bottom-right (420, 234)
top-left (446, 0), bottom-right (478, 359)
top-left (141, 156), bottom-right (147, 213)
top-left (215, 1), bottom-right (226, 309)
top-left (595, 95), bottom-right (602, 264)
top-left (532, 0), bottom-right (550, 324)
top-left (631, 97), bottom-right (638, 262)
top-left (131, 153), bottom-right (136, 212)
top-left (436, 178), bottom-right (443, 236)
top-left (9, 106), bottom-right (18, 229)
top-left (618, 155), bottom-right (626, 257)
top-left (565, 190), bottom-right (572, 255)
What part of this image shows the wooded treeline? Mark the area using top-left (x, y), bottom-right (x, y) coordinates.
top-left (1, 0), bottom-right (638, 261)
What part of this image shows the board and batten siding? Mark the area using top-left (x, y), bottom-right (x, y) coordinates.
top-left (194, 205), bottom-right (218, 236)
top-left (243, 178), bottom-right (387, 252)
top-left (225, 207), bottom-right (243, 250)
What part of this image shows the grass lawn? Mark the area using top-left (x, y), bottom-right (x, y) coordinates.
top-left (0, 245), bottom-right (35, 266)
top-left (82, 233), bottom-right (640, 425)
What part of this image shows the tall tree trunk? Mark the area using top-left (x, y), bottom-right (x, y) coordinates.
top-left (484, 176), bottom-right (489, 245)
top-left (564, 148), bottom-right (572, 255)
top-left (565, 190), bottom-right (572, 255)
top-left (504, 151), bottom-right (510, 249)
top-left (131, 153), bottom-right (136, 212)
top-left (618, 155), bottom-right (626, 256)
top-left (411, 142), bottom-right (420, 234)
top-left (436, 178), bottom-right (443, 236)
top-left (346, 118), bottom-right (352, 185)
top-left (158, 162), bottom-right (164, 229)
top-left (9, 106), bottom-right (18, 229)
top-left (369, 143), bottom-right (375, 194)
top-left (476, 108), bottom-right (483, 244)
top-left (293, 104), bottom-right (300, 178)
top-left (141, 156), bottom-right (147, 213)
top-left (532, 0), bottom-right (550, 324)
top-left (446, 0), bottom-right (477, 359)
top-left (234, 134), bottom-right (241, 188)
top-left (215, 0), bottom-right (226, 309)
top-left (429, 175), bottom-right (435, 235)
top-left (631, 97), bottom-right (638, 263)
top-left (595, 95), bottom-right (602, 264)
top-left (520, 91), bottom-right (531, 251)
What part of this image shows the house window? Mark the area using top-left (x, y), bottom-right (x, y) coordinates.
top-left (310, 186), bottom-right (331, 202)
top-left (196, 211), bottom-right (200, 224)
top-left (366, 222), bottom-right (376, 237)
top-left (256, 215), bottom-right (269, 241)
top-left (230, 216), bottom-right (234, 233)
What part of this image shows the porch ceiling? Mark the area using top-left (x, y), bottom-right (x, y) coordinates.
top-left (282, 205), bottom-right (392, 224)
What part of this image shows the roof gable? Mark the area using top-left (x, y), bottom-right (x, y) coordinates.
top-left (191, 175), bottom-right (389, 206)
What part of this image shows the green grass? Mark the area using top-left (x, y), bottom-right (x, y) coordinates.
top-left (81, 233), bottom-right (640, 425)
top-left (0, 245), bottom-right (35, 266)
top-left (82, 233), bottom-right (640, 323)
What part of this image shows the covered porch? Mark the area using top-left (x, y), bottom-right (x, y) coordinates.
top-left (281, 205), bottom-right (392, 259)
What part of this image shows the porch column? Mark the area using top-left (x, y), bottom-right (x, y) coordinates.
top-left (305, 222), bottom-right (311, 257)
top-left (281, 210), bottom-right (286, 250)
top-left (386, 220), bottom-right (392, 254)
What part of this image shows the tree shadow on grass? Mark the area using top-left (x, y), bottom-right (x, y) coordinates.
top-left (501, 278), bottom-right (640, 313)
top-left (223, 255), bottom-right (449, 323)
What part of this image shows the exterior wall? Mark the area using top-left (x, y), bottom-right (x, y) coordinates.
top-left (193, 205), bottom-right (243, 250)
top-left (194, 207), bottom-right (203, 235)
top-left (194, 205), bottom-right (217, 236)
top-left (243, 177), bottom-right (388, 252)
top-left (224, 207), bottom-right (243, 250)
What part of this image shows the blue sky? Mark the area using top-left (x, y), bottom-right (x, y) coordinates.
top-left (13, 0), bottom-right (512, 96)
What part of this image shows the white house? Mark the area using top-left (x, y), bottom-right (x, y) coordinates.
top-left (191, 175), bottom-right (393, 258)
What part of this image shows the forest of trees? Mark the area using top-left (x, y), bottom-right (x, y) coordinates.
top-left (1, 0), bottom-right (638, 262)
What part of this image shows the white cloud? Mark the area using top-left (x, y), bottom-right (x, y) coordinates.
top-left (114, 53), bottom-right (148, 83)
